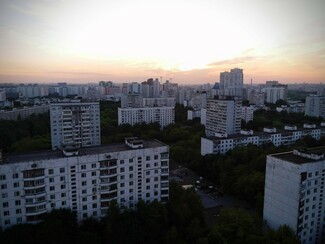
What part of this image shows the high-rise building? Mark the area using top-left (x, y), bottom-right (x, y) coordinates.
top-left (0, 138), bottom-right (169, 229)
top-left (50, 101), bottom-right (101, 150)
top-left (263, 147), bottom-right (325, 244)
top-left (205, 96), bottom-right (242, 137)
top-left (219, 68), bottom-right (243, 97)
top-left (242, 106), bottom-right (254, 122)
top-left (265, 85), bottom-right (288, 104)
top-left (305, 95), bottom-right (325, 118)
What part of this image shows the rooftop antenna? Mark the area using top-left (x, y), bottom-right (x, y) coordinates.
top-left (250, 78), bottom-right (253, 88)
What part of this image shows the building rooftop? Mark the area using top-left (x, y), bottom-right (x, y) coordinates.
top-left (2, 139), bottom-right (167, 165)
top-left (271, 147), bottom-right (325, 164)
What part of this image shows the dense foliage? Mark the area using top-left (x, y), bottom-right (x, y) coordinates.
top-left (0, 112), bottom-right (51, 152)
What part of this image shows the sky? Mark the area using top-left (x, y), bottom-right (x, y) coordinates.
top-left (0, 0), bottom-right (324, 84)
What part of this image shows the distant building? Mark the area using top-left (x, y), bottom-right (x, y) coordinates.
top-left (118, 107), bottom-right (174, 128)
top-left (0, 105), bottom-right (49, 121)
top-left (263, 147), bottom-right (325, 244)
top-left (219, 68), bottom-right (243, 97)
top-left (305, 95), bottom-right (325, 118)
top-left (265, 85), bottom-right (288, 104)
top-left (50, 102), bottom-right (101, 150)
top-left (242, 106), bottom-right (254, 122)
top-left (205, 97), bottom-right (242, 137)
top-left (0, 138), bottom-right (169, 229)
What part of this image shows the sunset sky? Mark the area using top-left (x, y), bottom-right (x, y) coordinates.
top-left (0, 0), bottom-right (324, 84)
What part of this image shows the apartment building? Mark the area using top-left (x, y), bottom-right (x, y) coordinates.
top-left (118, 107), bottom-right (175, 128)
top-left (50, 102), bottom-right (101, 150)
top-left (201, 124), bottom-right (325, 155)
top-left (305, 95), bottom-right (325, 118)
top-left (0, 138), bottom-right (169, 230)
top-left (205, 97), bottom-right (242, 137)
top-left (263, 147), bottom-right (325, 244)
top-left (219, 68), bottom-right (243, 97)
top-left (0, 105), bottom-right (49, 121)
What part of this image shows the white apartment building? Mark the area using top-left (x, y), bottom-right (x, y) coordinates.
top-left (0, 105), bottom-right (49, 121)
top-left (264, 147), bottom-right (325, 244)
top-left (118, 107), bottom-right (175, 128)
top-left (219, 68), bottom-right (243, 97)
top-left (265, 86), bottom-right (287, 104)
top-left (201, 124), bottom-right (325, 155)
top-left (50, 102), bottom-right (101, 150)
top-left (0, 138), bottom-right (169, 230)
top-left (305, 95), bottom-right (325, 118)
top-left (242, 106), bottom-right (254, 122)
top-left (205, 97), bottom-right (242, 137)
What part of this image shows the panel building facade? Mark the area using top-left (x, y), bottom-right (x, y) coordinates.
top-left (205, 97), bottom-right (242, 137)
top-left (50, 102), bottom-right (101, 150)
top-left (263, 147), bottom-right (325, 244)
top-left (0, 138), bottom-right (169, 229)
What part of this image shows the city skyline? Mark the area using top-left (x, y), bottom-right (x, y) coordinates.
top-left (0, 0), bottom-right (325, 84)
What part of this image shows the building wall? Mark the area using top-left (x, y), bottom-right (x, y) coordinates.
top-left (0, 105), bottom-right (49, 121)
top-left (263, 152), bottom-right (325, 244)
top-left (118, 107), bottom-right (175, 128)
top-left (205, 98), bottom-right (241, 137)
top-left (0, 141), bottom-right (169, 229)
top-left (50, 102), bottom-right (101, 150)
top-left (305, 95), bottom-right (325, 118)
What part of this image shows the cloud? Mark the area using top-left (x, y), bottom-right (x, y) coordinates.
top-left (207, 56), bottom-right (260, 67)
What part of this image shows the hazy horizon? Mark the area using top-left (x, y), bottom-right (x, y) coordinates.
top-left (1, 0), bottom-right (325, 84)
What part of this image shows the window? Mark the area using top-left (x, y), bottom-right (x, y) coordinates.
top-left (48, 169), bottom-right (54, 175)
top-left (61, 193), bottom-right (66, 197)
top-left (15, 200), bottom-right (21, 206)
top-left (129, 166), bottom-right (133, 171)
top-left (62, 201), bottom-right (66, 206)
top-left (50, 194), bottom-right (55, 199)
top-left (60, 168), bottom-right (65, 173)
top-left (120, 167), bottom-right (125, 173)
top-left (14, 191), bottom-right (20, 197)
top-left (16, 209), bottom-right (21, 214)
top-left (1, 184), bottom-right (7, 189)
top-left (129, 174), bottom-right (133, 179)
top-left (50, 186), bottom-right (55, 191)
top-left (82, 181), bottom-right (87, 186)
top-left (0, 175), bottom-right (6, 180)
top-left (82, 205), bottom-right (87, 210)
top-left (81, 173), bottom-right (86, 178)
top-left (154, 155), bottom-right (158, 160)
top-left (129, 159), bottom-right (133, 163)
top-left (92, 203), bottom-right (97, 208)
top-left (60, 176), bottom-right (65, 181)
top-left (92, 172), bottom-right (96, 176)
top-left (2, 193), bottom-right (8, 198)
top-left (92, 180), bottom-right (96, 184)
top-left (120, 160), bottom-right (124, 164)
top-left (120, 190), bottom-right (125, 195)
top-left (51, 203), bottom-right (56, 208)
top-left (3, 202), bottom-right (9, 208)
top-left (82, 197), bottom-right (87, 202)
top-left (13, 173), bottom-right (19, 179)
top-left (92, 163), bottom-right (96, 168)
top-left (129, 181), bottom-right (133, 186)
top-left (4, 211), bottom-right (9, 216)
top-left (81, 165), bottom-right (86, 170)
top-left (82, 189), bottom-right (87, 194)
